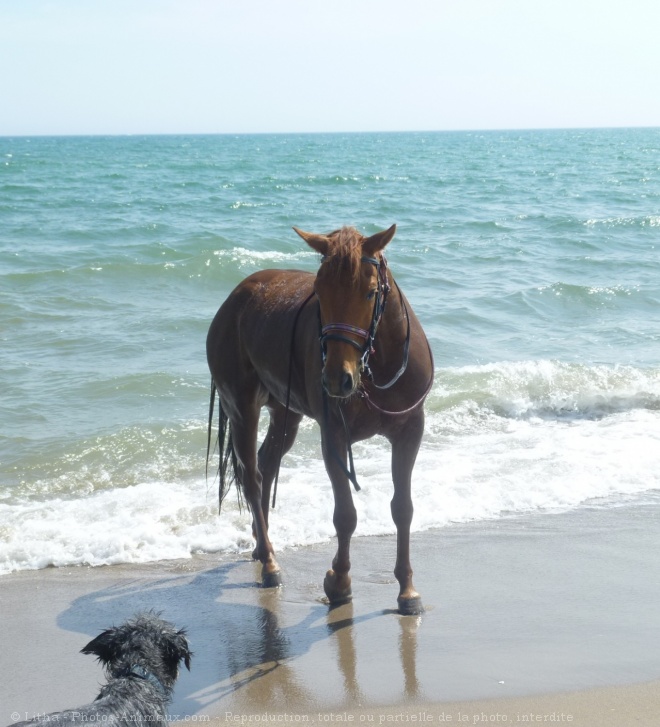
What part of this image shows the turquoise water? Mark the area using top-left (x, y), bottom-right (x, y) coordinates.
top-left (1, 129), bottom-right (660, 573)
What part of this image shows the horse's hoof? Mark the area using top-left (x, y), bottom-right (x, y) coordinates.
top-left (323, 570), bottom-right (352, 605)
top-left (397, 595), bottom-right (424, 616)
top-left (262, 570), bottom-right (282, 588)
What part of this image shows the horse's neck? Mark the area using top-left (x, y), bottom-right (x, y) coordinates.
top-left (373, 274), bottom-right (408, 367)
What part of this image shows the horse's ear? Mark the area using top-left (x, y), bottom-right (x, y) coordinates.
top-left (363, 224), bottom-right (396, 257)
top-left (293, 227), bottom-right (330, 256)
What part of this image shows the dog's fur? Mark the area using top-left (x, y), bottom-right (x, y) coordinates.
top-left (11, 613), bottom-right (191, 726)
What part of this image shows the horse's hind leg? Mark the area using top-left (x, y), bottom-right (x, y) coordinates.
top-left (229, 402), bottom-right (282, 588)
top-left (390, 411), bottom-right (425, 615)
top-left (251, 401), bottom-right (302, 552)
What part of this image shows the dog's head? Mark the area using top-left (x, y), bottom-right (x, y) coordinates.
top-left (81, 612), bottom-right (192, 691)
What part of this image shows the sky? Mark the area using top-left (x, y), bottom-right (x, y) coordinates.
top-left (1, 0), bottom-right (659, 136)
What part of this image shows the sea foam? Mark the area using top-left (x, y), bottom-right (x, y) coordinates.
top-left (2, 360), bottom-right (658, 575)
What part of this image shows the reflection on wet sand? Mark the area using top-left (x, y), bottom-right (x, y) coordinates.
top-left (327, 603), bottom-right (364, 706)
top-left (219, 579), bottom-right (422, 710)
top-left (219, 586), bottom-right (314, 708)
top-left (399, 614), bottom-right (422, 699)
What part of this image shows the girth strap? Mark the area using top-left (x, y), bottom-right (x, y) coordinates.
top-left (272, 289), bottom-right (316, 508)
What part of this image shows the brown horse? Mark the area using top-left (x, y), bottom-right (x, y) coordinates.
top-left (206, 224), bottom-right (434, 615)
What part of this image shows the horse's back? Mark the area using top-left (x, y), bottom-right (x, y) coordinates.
top-left (209, 268), bottom-right (313, 337)
top-left (206, 268), bottom-right (315, 401)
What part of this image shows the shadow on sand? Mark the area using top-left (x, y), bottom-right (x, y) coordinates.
top-left (57, 557), bottom-right (423, 715)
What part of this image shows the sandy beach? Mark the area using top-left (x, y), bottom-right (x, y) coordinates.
top-left (2, 503), bottom-right (659, 726)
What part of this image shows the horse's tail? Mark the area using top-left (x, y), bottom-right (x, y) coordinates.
top-left (206, 380), bottom-right (243, 511)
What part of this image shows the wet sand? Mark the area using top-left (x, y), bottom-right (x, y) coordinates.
top-left (2, 504), bottom-right (660, 725)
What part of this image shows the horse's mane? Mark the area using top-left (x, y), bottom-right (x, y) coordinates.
top-left (322, 226), bottom-right (365, 284)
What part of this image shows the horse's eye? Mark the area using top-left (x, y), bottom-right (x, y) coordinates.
top-left (366, 289), bottom-right (377, 301)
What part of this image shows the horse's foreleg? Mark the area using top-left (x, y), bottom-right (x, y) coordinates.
top-left (321, 428), bottom-right (357, 605)
top-left (231, 408), bottom-right (282, 588)
top-left (390, 412), bottom-right (424, 615)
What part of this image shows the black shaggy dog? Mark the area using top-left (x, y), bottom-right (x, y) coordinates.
top-left (11, 613), bottom-right (191, 726)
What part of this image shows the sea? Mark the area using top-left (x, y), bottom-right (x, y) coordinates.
top-left (1, 129), bottom-right (659, 575)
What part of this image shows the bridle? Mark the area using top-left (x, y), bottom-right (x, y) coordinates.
top-left (319, 254), bottom-right (411, 391)
top-left (320, 255), bottom-right (388, 361)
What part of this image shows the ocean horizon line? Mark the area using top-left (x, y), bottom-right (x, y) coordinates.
top-left (2, 123), bottom-right (660, 140)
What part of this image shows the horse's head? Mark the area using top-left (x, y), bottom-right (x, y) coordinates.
top-left (294, 224), bottom-right (396, 398)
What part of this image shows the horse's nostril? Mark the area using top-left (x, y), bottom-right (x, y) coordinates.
top-left (341, 371), bottom-right (354, 394)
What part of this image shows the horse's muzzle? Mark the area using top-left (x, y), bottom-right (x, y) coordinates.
top-left (322, 367), bottom-right (356, 398)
